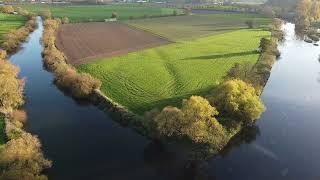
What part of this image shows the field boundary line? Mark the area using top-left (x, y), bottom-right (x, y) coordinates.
top-left (124, 22), bottom-right (175, 43)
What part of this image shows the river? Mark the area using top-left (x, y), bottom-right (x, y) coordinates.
top-left (9, 18), bottom-right (320, 179)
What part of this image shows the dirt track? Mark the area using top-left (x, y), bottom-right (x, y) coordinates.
top-left (56, 22), bottom-right (169, 65)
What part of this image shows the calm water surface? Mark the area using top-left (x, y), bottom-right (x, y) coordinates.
top-left (9, 19), bottom-right (320, 180)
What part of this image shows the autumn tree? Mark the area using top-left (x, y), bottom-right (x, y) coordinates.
top-left (0, 133), bottom-right (52, 180)
top-left (209, 79), bottom-right (265, 124)
top-left (153, 96), bottom-right (227, 145)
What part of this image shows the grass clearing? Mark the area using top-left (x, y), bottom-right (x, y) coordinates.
top-left (126, 13), bottom-right (271, 41)
top-left (19, 4), bottom-right (182, 22)
top-left (78, 28), bottom-right (270, 114)
top-left (0, 13), bottom-right (27, 44)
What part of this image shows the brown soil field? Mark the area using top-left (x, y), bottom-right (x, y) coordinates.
top-left (55, 22), bottom-right (170, 65)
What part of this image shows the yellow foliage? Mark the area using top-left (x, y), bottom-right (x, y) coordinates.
top-left (210, 79), bottom-right (265, 124)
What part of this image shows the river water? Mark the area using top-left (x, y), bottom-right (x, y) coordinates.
top-left (9, 18), bottom-right (320, 179)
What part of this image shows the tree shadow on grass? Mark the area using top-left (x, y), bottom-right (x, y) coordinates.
top-left (181, 50), bottom-right (257, 61)
top-left (134, 86), bottom-right (215, 115)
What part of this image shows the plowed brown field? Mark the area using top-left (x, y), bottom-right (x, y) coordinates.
top-left (56, 22), bottom-right (169, 64)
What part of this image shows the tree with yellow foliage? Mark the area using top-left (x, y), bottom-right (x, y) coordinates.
top-left (209, 79), bottom-right (265, 124)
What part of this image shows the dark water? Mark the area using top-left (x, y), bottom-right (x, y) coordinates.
top-left (9, 18), bottom-right (320, 180)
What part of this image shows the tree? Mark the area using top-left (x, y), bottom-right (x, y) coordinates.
top-left (245, 19), bottom-right (254, 28)
top-left (209, 79), bottom-right (265, 124)
top-left (154, 96), bottom-right (227, 144)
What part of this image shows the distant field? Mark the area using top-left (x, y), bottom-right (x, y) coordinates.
top-left (0, 13), bottom-right (27, 44)
top-left (78, 28), bottom-right (270, 114)
top-left (126, 13), bottom-right (271, 41)
top-left (19, 4), bottom-right (183, 22)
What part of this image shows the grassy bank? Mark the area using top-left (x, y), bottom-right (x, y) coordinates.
top-left (0, 13), bottom-right (27, 44)
top-left (19, 4), bottom-right (183, 22)
top-left (126, 13), bottom-right (271, 41)
top-left (78, 28), bottom-right (270, 114)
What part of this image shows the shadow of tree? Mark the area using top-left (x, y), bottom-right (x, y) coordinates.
top-left (182, 50), bottom-right (258, 61)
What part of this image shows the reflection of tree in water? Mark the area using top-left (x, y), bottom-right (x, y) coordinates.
top-left (141, 126), bottom-right (260, 180)
top-left (143, 141), bottom-right (217, 180)
top-left (220, 125), bottom-right (260, 157)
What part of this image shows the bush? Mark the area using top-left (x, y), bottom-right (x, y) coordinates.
top-left (0, 50), bottom-right (6, 60)
top-left (245, 19), bottom-right (254, 28)
top-left (40, 11), bottom-right (52, 19)
top-left (55, 68), bottom-right (101, 98)
top-left (0, 5), bottom-right (14, 14)
top-left (62, 17), bottom-right (70, 24)
top-left (209, 79), bottom-right (265, 124)
top-left (0, 61), bottom-right (24, 113)
top-left (111, 12), bottom-right (118, 19)
top-left (0, 133), bottom-right (52, 179)
top-left (173, 10), bottom-right (178, 16)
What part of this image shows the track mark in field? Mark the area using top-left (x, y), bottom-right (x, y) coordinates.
top-left (154, 49), bottom-right (186, 96)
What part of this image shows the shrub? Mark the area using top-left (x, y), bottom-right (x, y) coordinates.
top-left (0, 49), bottom-right (6, 60)
top-left (111, 12), bottom-right (118, 19)
top-left (173, 10), bottom-right (178, 16)
top-left (62, 17), bottom-right (70, 24)
top-left (0, 60), bottom-right (24, 113)
top-left (40, 10), bottom-right (52, 19)
top-left (0, 133), bottom-right (52, 179)
top-left (209, 79), bottom-right (265, 124)
top-left (0, 5), bottom-right (14, 14)
top-left (55, 69), bottom-right (101, 98)
top-left (245, 19), bottom-right (254, 28)
top-left (16, 7), bottom-right (29, 16)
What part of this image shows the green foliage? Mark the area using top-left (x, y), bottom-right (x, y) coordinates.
top-left (209, 79), bottom-right (265, 124)
top-left (78, 27), bottom-right (270, 114)
top-left (19, 5), bottom-right (182, 22)
top-left (245, 19), bottom-right (254, 28)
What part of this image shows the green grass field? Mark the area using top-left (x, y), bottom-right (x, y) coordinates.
top-left (126, 13), bottom-right (271, 41)
top-left (0, 13), bottom-right (27, 44)
top-left (78, 27), bottom-right (270, 114)
top-left (19, 4), bottom-right (182, 22)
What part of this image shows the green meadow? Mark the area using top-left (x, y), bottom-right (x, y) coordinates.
top-left (19, 4), bottom-right (182, 22)
top-left (0, 13), bottom-right (26, 44)
top-left (78, 24), bottom-right (270, 114)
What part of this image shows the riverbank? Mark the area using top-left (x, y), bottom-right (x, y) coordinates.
top-left (0, 15), bottom-right (51, 179)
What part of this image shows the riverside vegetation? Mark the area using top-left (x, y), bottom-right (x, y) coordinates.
top-left (42, 15), bottom-right (101, 99)
top-left (0, 7), bottom-right (51, 179)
